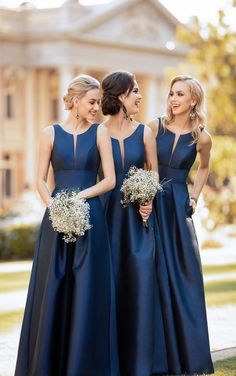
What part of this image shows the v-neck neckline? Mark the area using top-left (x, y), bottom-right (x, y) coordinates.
top-left (111, 124), bottom-right (142, 170)
top-left (167, 128), bottom-right (192, 165)
top-left (58, 123), bottom-right (95, 162)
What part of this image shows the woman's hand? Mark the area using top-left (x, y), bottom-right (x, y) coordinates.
top-left (189, 197), bottom-right (197, 214)
top-left (77, 191), bottom-right (86, 200)
top-left (139, 201), bottom-right (152, 221)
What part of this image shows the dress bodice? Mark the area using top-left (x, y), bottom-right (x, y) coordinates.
top-left (111, 123), bottom-right (145, 188)
top-left (156, 120), bottom-right (197, 183)
top-left (51, 124), bottom-right (100, 191)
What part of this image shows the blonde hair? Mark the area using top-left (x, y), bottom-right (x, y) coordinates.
top-left (63, 74), bottom-right (100, 110)
top-left (164, 75), bottom-right (206, 142)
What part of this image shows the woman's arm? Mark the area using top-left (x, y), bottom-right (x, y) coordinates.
top-left (190, 130), bottom-right (212, 212)
top-left (47, 164), bottom-right (55, 193)
top-left (147, 119), bottom-right (159, 139)
top-left (78, 125), bottom-right (116, 199)
top-left (36, 126), bottom-right (54, 207)
top-left (144, 125), bottom-right (159, 174)
top-left (139, 126), bottom-right (159, 220)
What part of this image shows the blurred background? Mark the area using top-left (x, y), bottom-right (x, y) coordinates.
top-left (0, 0), bottom-right (236, 375)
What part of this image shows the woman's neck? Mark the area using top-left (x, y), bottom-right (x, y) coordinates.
top-left (106, 112), bottom-right (134, 130)
top-left (62, 114), bottom-right (89, 132)
top-left (171, 114), bottom-right (192, 132)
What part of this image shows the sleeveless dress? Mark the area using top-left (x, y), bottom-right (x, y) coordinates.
top-left (15, 124), bottom-right (119, 376)
top-left (154, 118), bottom-right (214, 375)
top-left (102, 124), bottom-right (167, 376)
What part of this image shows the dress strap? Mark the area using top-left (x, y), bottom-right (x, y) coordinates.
top-left (199, 125), bottom-right (204, 132)
top-left (156, 116), bottom-right (165, 135)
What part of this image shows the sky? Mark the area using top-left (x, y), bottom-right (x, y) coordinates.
top-left (0, 0), bottom-right (235, 25)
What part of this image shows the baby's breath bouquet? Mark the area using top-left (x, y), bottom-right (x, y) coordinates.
top-left (49, 189), bottom-right (92, 243)
top-left (120, 166), bottom-right (163, 227)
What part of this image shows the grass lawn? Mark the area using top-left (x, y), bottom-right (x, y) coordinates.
top-left (203, 264), bottom-right (236, 275)
top-left (0, 310), bottom-right (23, 332)
top-left (0, 271), bottom-right (30, 293)
top-left (213, 356), bottom-right (236, 375)
top-left (204, 279), bottom-right (236, 307)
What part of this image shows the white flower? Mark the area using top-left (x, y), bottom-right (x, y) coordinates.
top-left (120, 166), bottom-right (163, 207)
top-left (49, 190), bottom-right (92, 243)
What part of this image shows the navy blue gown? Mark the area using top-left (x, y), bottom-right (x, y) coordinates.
top-left (15, 124), bottom-right (119, 376)
top-left (154, 118), bottom-right (214, 375)
top-left (102, 124), bottom-right (167, 376)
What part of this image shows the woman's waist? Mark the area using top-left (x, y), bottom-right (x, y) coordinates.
top-left (53, 169), bottom-right (97, 191)
top-left (159, 164), bottom-right (190, 184)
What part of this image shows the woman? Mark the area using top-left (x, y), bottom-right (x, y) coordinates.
top-left (149, 75), bottom-right (214, 375)
top-left (15, 74), bottom-right (119, 376)
top-left (101, 71), bottom-right (167, 376)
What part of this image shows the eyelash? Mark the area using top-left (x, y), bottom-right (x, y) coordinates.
top-left (169, 93), bottom-right (184, 97)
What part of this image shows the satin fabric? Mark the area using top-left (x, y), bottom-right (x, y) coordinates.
top-left (101, 124), bottom-right (167, 376)
top-left (15, 124), bottom-right (119, 376)
top-left (154, 119), bottom-right (214, 375)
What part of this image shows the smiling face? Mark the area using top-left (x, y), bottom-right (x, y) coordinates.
top-left (122, 81), bottom-right (142, 116)
top-left (168, 81), bottom-right (196, 117)
top-left (75, 88), bottom-right (100, 121)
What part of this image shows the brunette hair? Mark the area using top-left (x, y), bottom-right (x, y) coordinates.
top-left (101, 71), bottom-right (135, 115)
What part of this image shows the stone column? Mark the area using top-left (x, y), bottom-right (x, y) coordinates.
top-left (145, 76), bottom-right (162, 122)
top-left (0, 66), bottom-right (5, 210)
top-left (25, 69), bottom-right (36, 189)
top-left (59, 66), bottom-right (75, 121)
top-left (37, 69), bottom-right (50, 132)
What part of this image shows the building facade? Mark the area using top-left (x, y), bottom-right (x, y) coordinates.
top-left (0, 0), bottom-right (187, 210)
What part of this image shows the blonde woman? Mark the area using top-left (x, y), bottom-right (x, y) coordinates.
top-left (15, 75), bottom-right (119, 376)
top-left (149, 75), bottom-right (214, 375)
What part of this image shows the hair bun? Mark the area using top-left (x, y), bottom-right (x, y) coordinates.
top-left (101, 92), bottom-right (121, 116)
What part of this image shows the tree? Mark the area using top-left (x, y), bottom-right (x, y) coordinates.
top-left (177, 1), bottom-right (236, 137)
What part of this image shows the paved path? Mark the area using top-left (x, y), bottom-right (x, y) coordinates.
top-left (211, 346), bottom-right (236, 362)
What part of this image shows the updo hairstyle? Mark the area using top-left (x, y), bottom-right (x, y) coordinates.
top-left (63, 74), bottom-right (100, 110)
top-left (101, 71), bottom-right (135, 115)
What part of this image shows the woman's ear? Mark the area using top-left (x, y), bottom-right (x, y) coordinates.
top-left (118, 93), bottom-right (125, 103)
top-left (72, 96), bottom-right (79, 108)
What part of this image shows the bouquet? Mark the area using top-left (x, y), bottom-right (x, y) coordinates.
top-left (120, 166), bottom-right (163, 227)
top-left (49, 189), bottom-right (92, 243)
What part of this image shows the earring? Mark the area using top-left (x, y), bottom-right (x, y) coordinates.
top-left (122, 104), bottom-right (129, 120)
top-left (76, 110), bottom-right (79, 120)
top-left (190, 106), bottom-right (196, 121)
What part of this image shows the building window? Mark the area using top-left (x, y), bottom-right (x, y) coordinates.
top-left (6, 94), bottom-right (14, 118)
top-left (51, 98), bottom-right (58, 120)
top-left (5, 169), bottom-right (12, 197)
top-left (1, 155), bottom-right (14, 199)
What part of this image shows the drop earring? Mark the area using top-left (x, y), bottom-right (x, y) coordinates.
top-left (76, 110), bottom-right (80, 120)
top-left (122, 104), bottom-right (129, 120)
top-left (190, 106), bottom-right (196, 121)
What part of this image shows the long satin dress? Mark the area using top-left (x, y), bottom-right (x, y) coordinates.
top-left (15, 124), bottom-right (119, 376)
top-left (102, 124), bottom-right (167, 376)
top-left (154, 118), bottom-right (214, 375)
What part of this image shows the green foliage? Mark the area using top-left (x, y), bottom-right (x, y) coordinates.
top-left (214, 357), bottom-right (236, 376)
top-left (0, 224), bottom-right (38, 260)
top-left (203, 135), bottom-right (236, 227)
top-left (188, 135), bottom-right (236, 227)
top-left (177, 1), bottom-right (236, 137)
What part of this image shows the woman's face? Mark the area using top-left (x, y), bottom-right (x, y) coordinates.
top-left (77, 88), bottom-right (100, 121)
top-left (123, 81), bottom-right (142, 116)
top-left (168, 81), bottom-right (195, 117)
